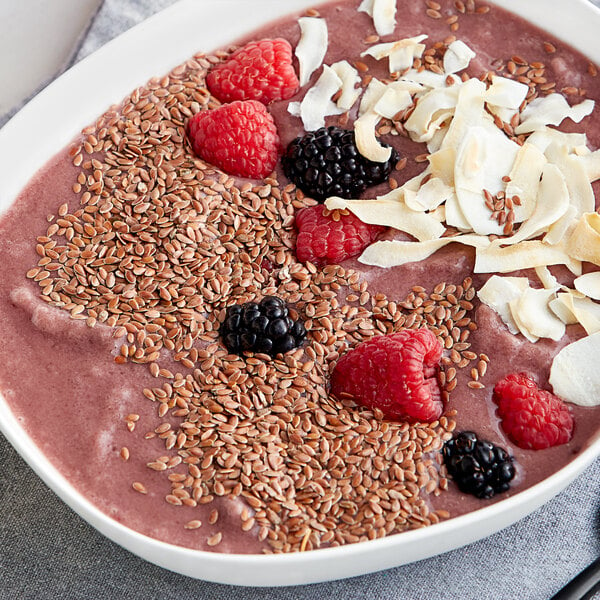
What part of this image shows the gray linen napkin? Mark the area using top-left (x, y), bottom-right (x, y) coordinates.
top-left (2, 1), bottom-right (600, 598)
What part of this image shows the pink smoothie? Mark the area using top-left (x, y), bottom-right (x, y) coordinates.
top-left (1, 0), bottom-right (599, 553)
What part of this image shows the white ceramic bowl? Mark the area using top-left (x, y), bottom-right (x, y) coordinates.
top-left (1, 0), bottom-right (599, 587)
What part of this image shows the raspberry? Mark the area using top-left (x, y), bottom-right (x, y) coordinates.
top-left (492, 373), bottom-right (574, 450)
top-left (187, 100), bottom-right (280, 179)
top-left (295, 205), bottom-right (385, 266)
top-left (206, 38), bottom-right (299, 105)
top-left (330, 329), bottom-right (444, 423)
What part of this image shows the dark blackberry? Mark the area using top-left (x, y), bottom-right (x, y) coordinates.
top-left (442, 431), bottom-right (516, 499)
top-left (220, 296), bottom-right (307, 357)
top-left (281, 126), bottom-right (398, 201)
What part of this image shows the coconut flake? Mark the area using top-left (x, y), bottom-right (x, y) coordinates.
top-left (566, 212), bottom-right (600, 266)
top-left (505, 142), bottom-right (547, 223)
top-left (296, 17), bottom-right (328, 87)
top-left (404, 86), bottom-right (460, 143)
top-left (361, 35), bottom-right (428, 73)
top-left (443, 40), bottom-right (476, 74)
top-left (501, 163), bottom-right (569, 245)
top-left (581, 149), bottom-right (600, 182)
top-left (373, 88), bottom-right (413, 119)
top-left (554, 292), bottom-right (600, 335)
top-left (478, 275), bottom-right (530, 334)
top-left (474, 240), bottom-right (581, 275)
top-left (409, 177), bottom-right (453, 212)
top-left (330, 61), bottom-right (362, 111)
top-left (544, 205), bottom-right (578, 246)
top-left (514, 95), bottom-right (595, 135)
top-left (354, 112), bottom-right (392, 162)
top-left (325, 189), bottom-right (446, 241)
top-left (484, 76), bottom-right (529, 111)
top-left (359, 234), bottom-right (489, 268)
top-left (288, 65), bottom-right (344, 131)
top-left (510, 287), bottom-right (565, 341)
top-left (550, 332), bottom-right (600, 406)
top-left (453, 123), bottom-right (519, 235)
top-left (574, 272), bottom-right (600, 300)
top-left (358, 0), bottom-right (397, 36)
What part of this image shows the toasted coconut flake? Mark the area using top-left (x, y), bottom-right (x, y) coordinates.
top-left (325, 189), bottom-right (446, 240)
top-left (566, 213), bottom-right (600, 266)
top-left (373, 88), bottom-right (413, 119)
top-left (359, 234), bottom-right (488, 267)
top-left (514, 94), bottom-right (595, 134)
top-left (535, 266), bottom-right (560, 290)
top-left (359, 78), bottom-right (389, 116)
top-left (478, 275), bottom-right (530, 334)
top-left (358, 0), bottom-right (397, 36)
top-left (574, 272), bottom-right (600, 300)
top-left (445, 192), bottom-right (471, 230)
top-left (550, 332), bottom-right (600, 406)
top-left (443, 40), bottom-right (476, 74)
top-left (474, 240), bottom-right (581, 274)
top-left (554, 292), bottom-right (600, 335)
top-left (404, 86), bottom-right (460, 143)
top-left (580, 149), bottom-right (600, 182)
top-left (527, 128), bottom-right (588, 155)
top-left (296, 17), bottom-right (328, 87)
top-left (544, 205), bottom-right (578, 246)
top-left (408, 177), bottom-right (454, 212)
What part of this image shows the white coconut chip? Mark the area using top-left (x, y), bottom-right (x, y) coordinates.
top-left (545, 142), bottom-right (595, 217)
top-left (443, 40), bottom-right (476, 74)
top-left (361, 35), bottom-right (428, 73)
top-left (296, 17), bottom-right (328, 87)
top-left (288, 65), bottom-right (344, 131)
top-left (453, 123), bottom-right (519, 235)
top-left (510, 287), bottom-right (565, 342)
top-left (504, 142), bottom-right (547, 223)
top-left (549, 297), bottom-right (579, 325)
top-left (527, 128), bottom-right (588, 155)
top-left (501, 163), bottom-right (569, 246)
top-left (580, 149), bottom-right (600, 182)
top-left (404, 86), bottom-right (460, 143)
top-left (330, 61), bottom-right (362, 111)
top-left (445, 192), bottom-right (472, 230)
top-left (484, 76), bottom-right (529, 111)
top-left (550, 332), bottom-right (600, 406)
top-left (358, 78), bottom-right (389, 116)
top-left (544, 205), bottom-right (578, 246)
top-left (325, 189), bottom-right (446, 241)
top-left (408, 177), bottom-right (454, 212)
top-left (358, 0), bottom-right (397, 36)
top-left (514, 94), bottom-right (595, 135)
top-left (373, 88), bottom-right (413, 119)
top-left (400, 69), bottom-right (459, 89)
top-left (359, 234), bottom-right (489, 268)
top-left (574, 272), bottom-right (600, 300)
top-left (474, 240), bottom-right (582, 275)
top-left (553, 292), bottom-right (600, 336)
top-left (535, 266), bottom-right (560, 290)
top-left (354, 112), bottom-right (392, 162)
top-left (477, 275), bottom-right (530, 334)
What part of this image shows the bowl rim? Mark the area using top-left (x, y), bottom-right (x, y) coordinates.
top-left (1, 0), bottom-right (599, 587)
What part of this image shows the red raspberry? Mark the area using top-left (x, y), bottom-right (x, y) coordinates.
top-left (206, 38), bottom-right (299, 105)
top-left (493, 373), bottom-right (574, 450)
top-left (331, 329), bottom-right (444, 423)
top-left (295, 205), bottom-right (385, 266)
top-left (187, 100), bottom-right (280, 179)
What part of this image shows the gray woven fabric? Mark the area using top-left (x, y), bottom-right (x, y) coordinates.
top-left (2, 1), bottom-right (600, 598)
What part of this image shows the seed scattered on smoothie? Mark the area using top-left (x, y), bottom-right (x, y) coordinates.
top-left (132, 482), bottom-right (148, 494)
top-left (206, 532), bottom-right (223, 547)
top-left (120, 447), bottom-right (130, 461)
top-left (184, 520), bottom-right (202, 530)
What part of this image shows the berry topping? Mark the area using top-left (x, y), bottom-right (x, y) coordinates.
top-left (187, 100), bottom-right (280, 179)
top-left (220, 296), bottom-right (307, 357)
top-left (295, 205), bottom-right (385, 266)
top-left (330, 329), bottom-right (443, 422)
top-left (443, 432), bottom-right (516, 499)
top-left (493, 373), bottom-right (574, 450)
top-left (206, 38), bottom-right (299, 105)
top-left (281, 126), bottom-right (398, 201)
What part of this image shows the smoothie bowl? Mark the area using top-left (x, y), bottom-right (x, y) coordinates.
top-left (1, 0), bottom-right (600, 587)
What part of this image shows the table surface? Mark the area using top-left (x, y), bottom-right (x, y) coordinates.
top-left (2, 1), bottom-right (600, 598)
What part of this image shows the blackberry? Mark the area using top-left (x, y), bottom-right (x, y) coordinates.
top-left (281, 125), bottom-right (398, 201)
top-left (220, 296), bottom-right (307, 357)
top-left (442, 431), bottom-right (516, 499)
